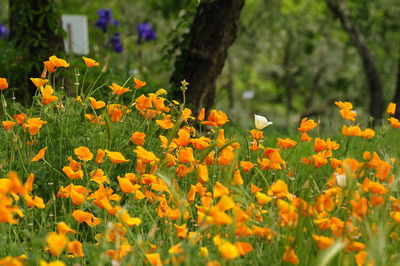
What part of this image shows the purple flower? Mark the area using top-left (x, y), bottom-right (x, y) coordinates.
top-left (109, 33), bottom-right (123, 53)
top-left (97, 9), bottom-right (112, 20)
top-left (0, 23), bottom-right (9, 39)
top-left (137, 23), bottom-right (156, 42)
top-left (95, 8), bottom-right (120, 33)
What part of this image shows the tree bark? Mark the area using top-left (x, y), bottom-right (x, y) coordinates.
top-left (326, 0), bottom-right (384, 122)
top-left (393, 53), bottom-right (400, 118)
top-left (9, 0), bottom-right (65, 101)
top-left (171, 0), bottom-right (245, 114)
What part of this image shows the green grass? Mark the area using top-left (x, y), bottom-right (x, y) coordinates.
top-left (0, 61), bottom-right (399, 265)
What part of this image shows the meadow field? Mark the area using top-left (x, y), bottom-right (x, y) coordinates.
top-left (0, 56), bottom-right (400, 265)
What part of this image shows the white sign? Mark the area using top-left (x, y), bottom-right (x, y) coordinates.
top-left (62, 15), bottom-right (89, 55)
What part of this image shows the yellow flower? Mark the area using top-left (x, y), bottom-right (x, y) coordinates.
top-left (218, 241), bottom-right (240, 260)
top-left (46, 232), bottom-right (68, 256)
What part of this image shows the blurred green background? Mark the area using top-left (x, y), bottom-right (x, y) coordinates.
top-left (0, 0), bottom-right (399, 130)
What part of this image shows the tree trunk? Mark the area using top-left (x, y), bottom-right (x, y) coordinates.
top-left (9, 0), bottom-right (65, 101)
top-left (393, 51), bottom-right (400, 118)
top-left (171, 0), bottom-right (245, 114)
top-left (326, 0), bottom-right (384, 122)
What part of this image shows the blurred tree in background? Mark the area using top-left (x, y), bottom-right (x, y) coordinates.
top-left (171, 0), bottom-right (245, 114)
top-left (0, 0), bottom-right (399, 125)
top-left (8, 0), bottom-right (65, 101)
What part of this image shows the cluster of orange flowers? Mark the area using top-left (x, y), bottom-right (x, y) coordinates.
top-left (0, 56), bottom-right (399, 265)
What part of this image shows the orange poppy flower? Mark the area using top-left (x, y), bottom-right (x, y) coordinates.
top-left (44, 61), bottom-right (56, 73)
top-left (355, 251), bottom-right (373, 266)
top-left (109, 83), bottom-right (131, 95)
top-left (240, 161), bottom-right (254, 172)
top-left (133, 146), bottom-right (159, 164)
top-left (197, 164), bottom-right (209, 183)
top-left (360, 128), bottom-right (375, 138)
top-left (30, 78), bottom-right (48, 87)
top-left (84, 114), bottom-right (102, 124)
top-left (276, 138), bottom-right (297, 149)
top-left (198, 108), bottom-right (205, 121)
top-left (218, 146), bottom-right (235, 166)
top-left (104, 150), bottom-right (129, 163)
top-left (256, 192), bottom-right (272, 205)
top-left (218, 241), bottom-right (240, 260)
top-left (23, 194), bottom-right (46, 209)
top-left (174, 223), bottom-right (188, 238)
top-left (178, 147), bottom-right (195, 163)
top-left (0, 77), bottom-right (8, 90)
top-left (74, 146), bottom-right (93, 161)
top-left (282, 246), bottom-right (299, 264)
top-left (156, 115), bottom-right (175, 130)
top-left (67, 240), bottom-right (84, 257)
top-left (117, 176), bottom-right (140, 193)
top-left (339, 108), bottom-right (357, 121)
top-left (90, 169), bottom-right (109, 184)
top-left (232, 169), bottom-right (244, 185)
top-left (213, 181), bottom-right (229, 198)
top-left (300, 133), bottom-right (312, 142)
top-left (268, 179), bottom-right (290, 199)
top-left (46, 232), bottom-right (68, 256)
top-left (312, 235), bottom-right (333, 250)
top-left (264, 148), bottom-right (285, 169)
top-left (72, 210), bottom-right (101, 226)
top-left (12, 113), bottom-right (27, 125)
top-left (44, 55), bottom-right (70, 72)
top-left (202, 110), bottom-right (229, 127)
top-left (134, 77), bottom-right (146, 89)
top-left (31, 147), bottom-right (47, 161)
top-left (130, 131), bottom-right (146, 146)
top-left (119, 210), bottom-right (142, 227)
top-left (67, 156), bottom-right (82, 171)
top-left (335, 101), bottom-right (353, 109)
top-left (95, 148), bottom-right (105, 164)
top-left (24, 118), bottom-right (47, 135)
top-left (40, 85), bottom-right (58, 105)
top-left (49, 55), bottom-right (70, 67)
top-left (82, 56), bottom-right (100, 67)
top-left (298, 117), bottom-right (317, 133)
top-left (2, 121), bottom-right (16, 131)
top-left (24, 173), bottom-right (35, 193)
top-left (57, 222), bottom-right (76, 235)
top-left (88, 97), bottom-right (106, 109)
top-left (62, 166), bottom-right (84, 180)
top-left (145, 253), bottom-right (162, 266)
top-left (235, 241), bottom-right (253, 256)
top-left (191, 137), bottom-right (210, 150)
top-left (388, 117), bottom-right (400, 128)
top-left (342, 125), bottom-right (361, 136)
top-left (386, 102), bottom-right (396, 115)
